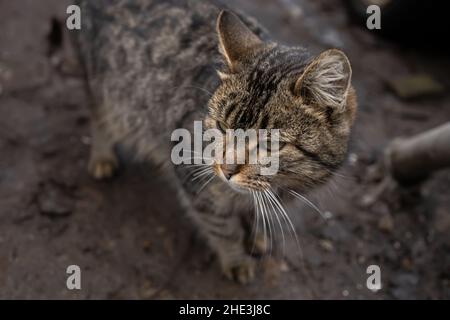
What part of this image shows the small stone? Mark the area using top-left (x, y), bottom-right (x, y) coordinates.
top-left (378, 214), bottom-right (394, 232)
top-left (357, 255), bottom-right (366, 264)
top-left (342, 289), bottom-right (349, 297)
top-left (348, 153), bottom-right (358, 166)
top-left (279, 260), bottom-right (290, 272)
top-left (319, 239), bottom-right (334, 252)
top-left (81, 136), bottom-right (91, 145)
top-left (280, 0), bottom-right (303, 18)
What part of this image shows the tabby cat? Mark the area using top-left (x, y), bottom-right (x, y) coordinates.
top-left (75, 0), bottom-right (357, 283)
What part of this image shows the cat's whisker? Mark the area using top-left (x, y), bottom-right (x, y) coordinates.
top-left (265, 189), bottom-right (286, 256)
top-left (191, 169), bottom-right (212, 181)
top-left (261, 191), bottom-right (274, 256)
top-left (191, 168), bottom-right (214, 181)
top-left (191, 165), bottom-right (212, 174)
top-left (322, 179), bottom-right (339, 204)
top-left (196, 173), bottom-right (215, 194)
top-left (184, 150), bottom-right (214, 159)
top-left (267, 189), bottom-right (303, 259)
top-left (182, 165), bottom-right (212, 184)
top-left (183, 150), bottom-right (215, 161)
top-left (185, 160), bottom-right (215, 166)
top-left (186, 167), bottom-right (211, 181)
top-left (323, 167), bottom-right (355, 181)
top-left (255, 191), bottom-right (268, 256)
top-left (184, 163), bottom-right (210, 168)
top-left (186, 165), bottom-right (211, 177)
top-left (250, 190), bottom-right (261, 256)
top-left (249, 191), bottom-right (257, 254)
top-left (258, 191), bottom-right (270, 255)
top-left (288, 189), bottom-right (326, 220)
top-left (184, 155), bottom-right (214, 163)
top-left (192, 170), bottom-right (214, 193)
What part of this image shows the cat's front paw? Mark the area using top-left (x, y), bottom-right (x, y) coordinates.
top-left (221, 257), bottom-right (256, 284)
top-left (88, 156), bottom-right (118, 180)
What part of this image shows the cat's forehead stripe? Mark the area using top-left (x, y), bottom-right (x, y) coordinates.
top-left (224, 47), bottom-right (310, 129)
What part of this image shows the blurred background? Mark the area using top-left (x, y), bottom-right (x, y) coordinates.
top-left (0, 0), bottom-right (449, 299)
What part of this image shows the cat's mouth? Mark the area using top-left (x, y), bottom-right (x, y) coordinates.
top-left (214, 164), bottom-right (244, 192)
top-left (223, 175), bottom-right (250, 193)
top-left (213, 163), bottom-right (269, 193)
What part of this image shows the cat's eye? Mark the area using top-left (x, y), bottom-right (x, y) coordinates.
top-left (216, 121), bottom-right (228, 133)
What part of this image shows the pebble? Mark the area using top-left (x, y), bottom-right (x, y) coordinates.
top-left (348, 153), bottom-right (358, 166)
top-left (323, 211), bottom-right (334, 220)
top-left (81, 136), bottom-right (91, 145)
top-left (319, 239), bottom-right (334, 252)
top-left (280, 0), bottom-right (303, 19)
top-left (279, 260), bottom-right (290, 272)
top-left (378, 214), bottom-right (394, 232)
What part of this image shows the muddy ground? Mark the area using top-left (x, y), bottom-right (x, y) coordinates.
top-left (0, 0), bottom-right (449, 299)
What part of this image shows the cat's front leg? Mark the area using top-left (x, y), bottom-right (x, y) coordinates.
top-left (193, 209), bottom-right (256, 284)
top-left (88, 114), bottom-right (119, 180)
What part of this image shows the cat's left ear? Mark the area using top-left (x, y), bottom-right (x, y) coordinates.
top-left (216, 10), bottom-right (263, 72)
top-left (294, 49), bottom-right (352, 112)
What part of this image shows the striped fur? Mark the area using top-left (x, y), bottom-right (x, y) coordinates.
top-left (76, 1), bottom-right (357, 283)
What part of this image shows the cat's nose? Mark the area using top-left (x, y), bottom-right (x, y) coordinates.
top-left (220, 164), bottom-right (238, 180)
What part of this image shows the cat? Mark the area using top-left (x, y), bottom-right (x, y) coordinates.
top-left (74, 0), bottom-right (357, 284)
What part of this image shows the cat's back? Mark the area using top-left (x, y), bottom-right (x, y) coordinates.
top-left (77, 0), bottom-right (221, 143)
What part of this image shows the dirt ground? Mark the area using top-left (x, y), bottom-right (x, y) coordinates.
top-left (0, 0), bottom-right (449, 299)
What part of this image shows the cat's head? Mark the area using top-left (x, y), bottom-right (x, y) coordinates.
top-left (204, 10), bottom-right (357, 193)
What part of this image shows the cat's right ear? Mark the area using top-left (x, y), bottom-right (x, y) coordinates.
top-left (216, 10), bottom-right (263, 72)
top-left (294, 49), bottom-right (352, 112)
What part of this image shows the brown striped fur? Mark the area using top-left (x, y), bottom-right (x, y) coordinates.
top-left (76, 0), bottom-right (357, 283)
